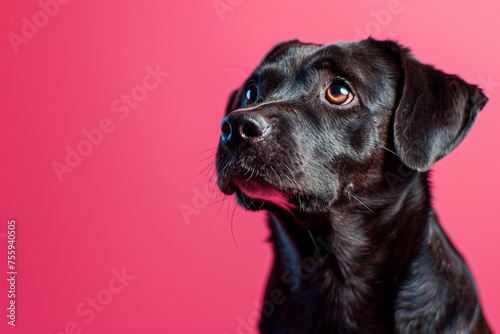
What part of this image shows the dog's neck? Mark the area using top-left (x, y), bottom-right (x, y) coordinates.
top-left (263, 172), bottom-right (431, 331)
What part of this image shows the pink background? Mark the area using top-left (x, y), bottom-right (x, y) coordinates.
top-left (1, 0), bottom-right (499, 333)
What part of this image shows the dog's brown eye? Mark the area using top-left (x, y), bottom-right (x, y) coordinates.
top-left (244, 85), bottom-right (258, 105)
top-left (326, 83), bottom-right (353, 105)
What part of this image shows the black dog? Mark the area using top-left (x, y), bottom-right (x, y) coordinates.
top-left (215, 38), bottom-right (491, 333)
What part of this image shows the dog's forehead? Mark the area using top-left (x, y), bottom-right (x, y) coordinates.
top-left (257, 42), bottom-right (321, 75)
top-left (256, 41), bottom-right (376, 77)
top-left (251, 40), bottom-right (399, 106)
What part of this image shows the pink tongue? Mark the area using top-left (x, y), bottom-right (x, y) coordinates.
top-left (234, 178), bottom-right (290, 209)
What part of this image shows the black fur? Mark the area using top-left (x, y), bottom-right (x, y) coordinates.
top-left (215, 38), bottom-right (490, 333)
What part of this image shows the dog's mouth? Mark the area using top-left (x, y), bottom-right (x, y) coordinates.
top-left (217, 160), bottom-right (298, 210)
top-left (218, 164), bottom-right (325, 213)
top-left (232, 176), bottom-right (293, 209)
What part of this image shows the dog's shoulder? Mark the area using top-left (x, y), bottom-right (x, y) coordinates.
top-left (394, 211), bottom-right (481, 333)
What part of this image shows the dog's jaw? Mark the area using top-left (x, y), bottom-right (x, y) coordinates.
top-left (233, 177), bottom-right (292, 210)
top-left (216, 143), bottom-right (337, 215)
top-left (219, 169), bottom-right (338, 216)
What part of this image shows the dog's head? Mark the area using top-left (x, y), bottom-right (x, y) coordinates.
top-left (215, 39), bottom-right (487, 215)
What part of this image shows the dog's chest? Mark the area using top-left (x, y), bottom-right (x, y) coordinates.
top-left (263, 256), bottom-right (394, 333)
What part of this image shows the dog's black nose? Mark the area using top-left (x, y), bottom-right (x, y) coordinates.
top-left (220, 113), bottom-right (269, 145)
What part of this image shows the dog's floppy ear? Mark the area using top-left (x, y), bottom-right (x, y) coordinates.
top-left (225, 89), bottom-right (242, 115)
top-left (382, 40), bottom-right (488, 172)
